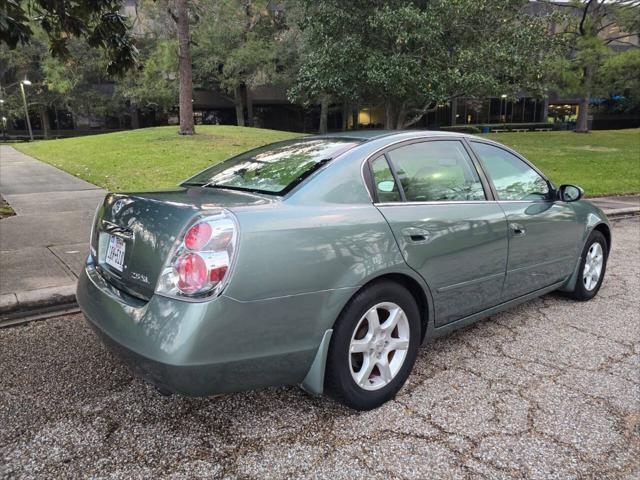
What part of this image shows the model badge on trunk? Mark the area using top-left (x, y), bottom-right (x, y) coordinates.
top-left (113, 199), bottom-right (128, 215)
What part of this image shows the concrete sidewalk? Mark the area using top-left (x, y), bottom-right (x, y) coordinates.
top-left (588, 194), bottom-right (640, 218)
top-left (0, 146), bottom-right (105, 316)
top-left (0, 145), bottom-right (638, 319)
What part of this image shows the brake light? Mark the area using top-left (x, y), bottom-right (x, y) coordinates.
top-left (184, 223), bottom-right (212, 250)
top-left (156, 210), bottom-right (238, 300)
top-left (175, 253), bottom-right (208, 293)
top-left (210, 265), bottom-right (228, 283)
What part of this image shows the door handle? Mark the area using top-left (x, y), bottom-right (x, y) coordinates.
top-left (509, 223), bottom-right (526, 237)
top-left (401, 227), bottom-right (430, 243)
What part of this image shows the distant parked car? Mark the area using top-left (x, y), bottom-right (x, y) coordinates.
top-left (77, 131), bottom-right (610, 410)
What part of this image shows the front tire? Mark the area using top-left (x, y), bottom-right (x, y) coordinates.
top-left (567, 230), bottom-right (608, 301)
top-left (324, 281), bottom-right (421, 410)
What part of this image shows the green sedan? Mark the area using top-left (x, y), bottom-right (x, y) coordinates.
top-left (77, 131), bottom-right (610, 410)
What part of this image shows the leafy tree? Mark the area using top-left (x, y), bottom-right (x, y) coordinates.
top-left (193, 0), bottom-right (292, 127)
top-left (551, 0), bottom-right (640, 132)
top-left (290, 0), bottom-right (559, 131)
top-left (115, 0), bottom-right (193, 134)
top-left (595, 48), bottom-right (640, 113)
top-left (0, 0), bottom-right (137, 75)
top-left (118, 39), bottom-right (179, 125)
top-left (287, 1), bottom-right (364, 133)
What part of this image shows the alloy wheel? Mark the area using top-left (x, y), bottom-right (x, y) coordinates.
top-left (583, 242), bottom-right (604, 291)
top-left (348, 302), bottom-right (410, 391)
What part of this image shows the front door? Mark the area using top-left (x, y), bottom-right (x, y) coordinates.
top-left (369, 139), bottom-right (509, 327)
top-left (470, 141), bottom-right (581, 300)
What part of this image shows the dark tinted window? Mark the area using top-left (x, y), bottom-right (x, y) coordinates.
top-left (386, 141), bottom-right (486, 202)
top-left (183, 138), bottom-right (360, 194)
top-left (472, 142), bottom-right (549, 201)
top-left (371, 155), bottom-right (401, 202)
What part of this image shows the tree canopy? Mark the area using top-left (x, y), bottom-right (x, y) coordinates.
top-left (289, 0), bottom-right (561, 129)
top-left (1, 0), bottom-right (638, 135)
top-left (1, 0), bottom-right (138, 75)
top-left (550, 0), bottom-right (640, 131)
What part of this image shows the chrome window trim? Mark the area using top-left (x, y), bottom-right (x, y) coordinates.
top-left (373, 199), bottom-right (554, 207)
top-left (374, 200), bottom-right (499, 207)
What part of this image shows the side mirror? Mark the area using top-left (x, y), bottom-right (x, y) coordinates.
top-left (558, 184), bottom-right (584, 202)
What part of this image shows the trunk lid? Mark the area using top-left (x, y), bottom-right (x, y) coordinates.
top-left (91, 187), bottom-right (272, 300)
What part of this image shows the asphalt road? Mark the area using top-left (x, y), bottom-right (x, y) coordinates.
top-left (1, 218), bottom-right (639, 480)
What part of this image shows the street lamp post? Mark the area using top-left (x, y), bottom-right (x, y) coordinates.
top-left (500, 94), bottom-right (507, 124)
top-left (0, 98), bottom-right (4, 140)
top-left (20, 79), bottom-right (33, 141)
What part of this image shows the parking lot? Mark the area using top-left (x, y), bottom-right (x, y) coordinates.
top-left (1, 217), bottom-right (638, 479)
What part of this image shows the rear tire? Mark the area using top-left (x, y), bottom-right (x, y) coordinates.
top-left (324, 281), bottom-right (421, 410)
top-left (566, 230), bottom-right (608, 301)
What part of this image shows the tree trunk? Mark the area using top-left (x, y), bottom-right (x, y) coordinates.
top-left (234, 86), bottom-right (245, 126)
top-left (396, 102), bottom-right (407, 129)
top-left (541, 97), bottom-right (549, 124)
top-left (576, 95), bottom-right (590, 133)
top-left (450, 97), bottom-right (457, 126)
top-left (130, 104), bottom-right (140, 129)
top-left (384, 99), bottom-right (396, 129)
top-left (352, 105), bottom-right (359, 130)
top-left (176, 0), bottom-right (194, 135)
top-left (245, 87), bottom-right (254, 127)
top-left (319, 95), bottom-right (329, 134)
top-left (39, 105), bottom-right (50, 139)
top-left (341, 102), bottom-right (348, 131)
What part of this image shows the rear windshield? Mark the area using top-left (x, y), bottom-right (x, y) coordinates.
top-left (182, 138), bottom-right (361, 195)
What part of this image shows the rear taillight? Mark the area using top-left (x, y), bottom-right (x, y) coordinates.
top-left (156, 210), bottom-right (238, 300)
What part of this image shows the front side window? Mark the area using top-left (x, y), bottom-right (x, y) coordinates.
top-left (385, 141), bottom-right (486, 202)
top-left (370, 155), bottom-right (401, 202)
top-left (472, 142), bottom-right (550, 201)
top-left (182, 138), bottom-right (360, 194)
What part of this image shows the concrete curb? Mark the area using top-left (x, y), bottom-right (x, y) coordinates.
top-left (602, 207), bottom-right (640, 219)
top-left (0, 284), bottom-right (77, 325)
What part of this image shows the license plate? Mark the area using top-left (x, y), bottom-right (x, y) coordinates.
top-left (105, 235), bottom-right (126, 272)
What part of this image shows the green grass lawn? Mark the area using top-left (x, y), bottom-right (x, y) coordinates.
top-left (13, 126), bottom-right (301, 192)
top-left (484, 129), bottom-right (639, 197)
top-left (11, 125), bottom-right (640, 196)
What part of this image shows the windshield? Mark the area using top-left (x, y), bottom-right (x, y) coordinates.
top-left (182, 138), bottom-right (361, 195)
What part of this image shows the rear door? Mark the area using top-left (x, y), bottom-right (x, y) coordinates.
top-left (469, 141), bottom-right (581, 300)
top-left (370, 139), bottom-right (509, 326)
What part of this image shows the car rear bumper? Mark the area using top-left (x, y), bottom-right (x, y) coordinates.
top-left (77, 259), bottom-right (353, 396)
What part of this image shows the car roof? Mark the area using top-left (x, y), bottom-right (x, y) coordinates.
top-left (307, 129), bottom-right (473, 143)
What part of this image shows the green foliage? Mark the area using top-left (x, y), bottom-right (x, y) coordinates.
top-left (290, 0), bottom-right (561, 127)
top-left (596, 48), bottom-right (640, 112)
top-left (0, 0), bottom-right (137, 75)
top-left (118, 39), bottom-right (179, 114)
top-left (192, 0), bottom-right (291, 93)
top-left (552, 1), bottom-right (640, 114)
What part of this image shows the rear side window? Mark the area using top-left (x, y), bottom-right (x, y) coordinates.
top-left (386, 140), bottom-right (486, 202)
top-left (471, 142), bottom-right (550, 201)
top-left (182, 138), bottom-right (360, 195)
top-left (371, 155), bottom-right (401, 202)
